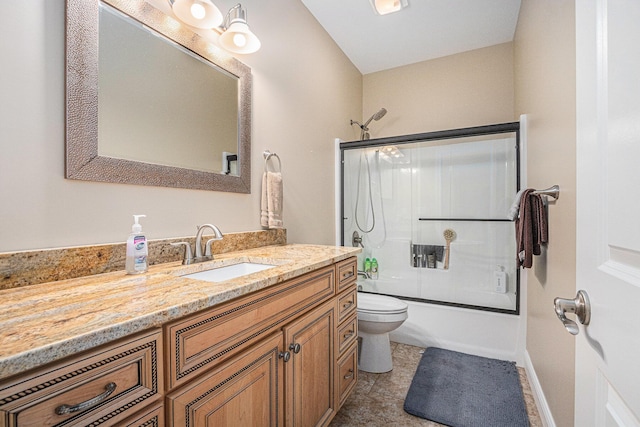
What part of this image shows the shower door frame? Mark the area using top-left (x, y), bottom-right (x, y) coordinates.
top-left (339, 121), bottom-right (522, 315)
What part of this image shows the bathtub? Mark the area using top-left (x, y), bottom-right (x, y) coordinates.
top-left (358, 277), bottom-right (526, 364)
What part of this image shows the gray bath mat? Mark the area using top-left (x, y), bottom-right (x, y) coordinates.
top-left (403, 347), bottom-right (528, 427)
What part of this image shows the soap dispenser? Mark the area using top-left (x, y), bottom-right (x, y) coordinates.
top-left (126, 215), bottom-right (148, 274)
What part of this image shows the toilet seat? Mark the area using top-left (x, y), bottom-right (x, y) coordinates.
top-left (357, 293), bottom-right (408, 315)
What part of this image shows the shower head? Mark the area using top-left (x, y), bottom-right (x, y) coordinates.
top-left (350, 107), bottom-right (388, 140)
top-left (363, 108), bottom-right (387, 127)
top-left (373, 108), bottom-right (387, 121)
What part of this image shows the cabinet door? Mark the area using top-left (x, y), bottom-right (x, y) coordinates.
top-left (283, 300), bottom-right (335, 427)
top-left (167, 332), bottom-right (284, 427)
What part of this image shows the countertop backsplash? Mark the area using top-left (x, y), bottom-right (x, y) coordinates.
top-left (0, 229), bottom-right (287, 290)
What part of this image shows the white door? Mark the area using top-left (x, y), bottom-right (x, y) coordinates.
top-left (575, 0), bottom-right (640, 425)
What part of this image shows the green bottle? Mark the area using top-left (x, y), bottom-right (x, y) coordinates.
top-left (364, 257), bottom-right (371, 274)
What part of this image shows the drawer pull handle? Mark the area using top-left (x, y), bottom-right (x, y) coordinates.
top-left (55, 382), bottom-right (117, 415)
top-left (343, 369), bottom-right (354, 380)
top-left (343, 331), bottom-right (354, 340)
top-left (342, 271), bottom-right (354, 279)
top-left (289, 343), bottom-right (301, 354)
top-left (342, 301), bottom-right (353, 310)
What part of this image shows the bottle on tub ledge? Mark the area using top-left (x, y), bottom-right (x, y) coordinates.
top-left (364, 257), bottom-right (371, 276)
top-left (126, 214), bottom-right (148, 275)
top-left (494, 265), bottom-right (507, 293)
top-left (370, 258), bottom-right (379, 280)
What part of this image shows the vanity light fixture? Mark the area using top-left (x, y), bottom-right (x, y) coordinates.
top-left (168, 1), bottom-right (261, 54)
top-left (218, 4), bottom-right (261, 54)
top-left (370, 0), bottom-right (408, 15)
top-left (169, 0), bottom-right (223, 29)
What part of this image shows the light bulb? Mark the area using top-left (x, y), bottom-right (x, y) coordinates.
top-left (233, 33), bottom-right (247, 47)
top-left (190, 2), bottom-right (206, 20)
top-left (373, 0), bottom-right (405, 15)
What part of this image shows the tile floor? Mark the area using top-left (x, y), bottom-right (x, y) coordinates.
top-left (330, 342), bottom-right (542, 427)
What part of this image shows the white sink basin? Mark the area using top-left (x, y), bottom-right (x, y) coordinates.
top-left (181, 262), bottom-right (276, 283)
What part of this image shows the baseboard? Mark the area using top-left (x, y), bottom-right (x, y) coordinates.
top-left (390, 333), bottom-right (518, 363)
top-left (524, 350), bottom-right (556, 427)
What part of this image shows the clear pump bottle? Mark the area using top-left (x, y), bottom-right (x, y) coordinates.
top-left (125, 215), bottom-right (148, 274)
top-left (371, 258), bottom-right (379, 279)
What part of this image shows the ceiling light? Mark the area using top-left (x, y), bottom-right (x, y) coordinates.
top-left (169, 0), bottom-right (223, 29)
top-left (370, 0), bottom-right (408, 16)
top-left (219, 4), bottom-right (261, 54)
top-left (168, 1), bottom-right (260, 54)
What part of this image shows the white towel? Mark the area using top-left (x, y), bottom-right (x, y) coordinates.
top-left (508, 189), bottom-right (526, 220)
top-left (261, 171), bottom-right (283, 229)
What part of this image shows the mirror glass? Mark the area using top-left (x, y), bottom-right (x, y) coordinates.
top-left (66, 0), bottom-right (252, 192)
top-left (99, 4), bottom-right (239, 174)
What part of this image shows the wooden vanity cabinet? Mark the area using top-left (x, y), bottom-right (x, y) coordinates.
top-left (166, 256), bottom-right (358, 427)
top-left (0, 256), bottom-right (358, 427)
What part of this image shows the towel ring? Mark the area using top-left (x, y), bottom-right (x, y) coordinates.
top-left (264, 150), bottom-right (282, 173)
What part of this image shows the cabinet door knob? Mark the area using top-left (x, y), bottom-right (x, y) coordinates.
top-left (55, 382), bottom-right (117, 415)
top-left (343, 369), bottom-right (354, 380)
top-left (279, 351), bottom-right (291, 362)
top-left (289, 343), bottom-right (301, 354)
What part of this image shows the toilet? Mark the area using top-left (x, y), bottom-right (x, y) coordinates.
top-left (357, 292), bottom-right (408, 373)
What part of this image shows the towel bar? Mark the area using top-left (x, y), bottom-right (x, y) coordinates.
top-left (533, 185), bottom-right (559, 199)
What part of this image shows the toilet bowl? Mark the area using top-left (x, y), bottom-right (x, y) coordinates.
top-left (357, 292), bottom-right (408, 373)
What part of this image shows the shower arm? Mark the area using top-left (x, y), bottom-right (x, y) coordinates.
top-left (350, 119), bottom-right (367, 131)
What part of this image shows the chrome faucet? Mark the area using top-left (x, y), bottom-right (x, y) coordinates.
top-left (171, 224), bottom-right (223, 265)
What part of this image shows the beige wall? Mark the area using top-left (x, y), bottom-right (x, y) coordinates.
top-left (0, 0), bottom-right (361, 252)
top-left (514, 1), bottom-right (577, 426)
top-left (362, 42), bottom-right (515, 139)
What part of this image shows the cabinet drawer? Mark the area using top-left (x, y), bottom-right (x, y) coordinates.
top-left (336, 342), bottom-right (357, 408)
top-left (166, 265), bottom-right (335, 389)
top-left (336, 257), bottom-right (357, 292)
top-left (0, 329), bottom-right (163, 427)
top-left (337, 286), bottom-right (357, 324)
top-left (336, 313), bottom-right (358, 355)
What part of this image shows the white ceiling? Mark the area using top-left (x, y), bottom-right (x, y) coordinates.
top-left (300, 0), bottom-right (522, 75)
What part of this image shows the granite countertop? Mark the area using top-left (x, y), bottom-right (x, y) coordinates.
top-left (0, 244), bottom-right (360, 381)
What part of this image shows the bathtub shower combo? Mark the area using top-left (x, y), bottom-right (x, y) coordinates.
top-left (340, 122), bottom-right (524, 369)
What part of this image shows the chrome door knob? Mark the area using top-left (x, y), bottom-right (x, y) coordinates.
top-left (554, 290), bottom-right (591, 335)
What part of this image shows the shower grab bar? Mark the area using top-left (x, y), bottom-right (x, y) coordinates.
top-left (533, 185), bottom-right (560, 199)
top-left (263, 150), bottom-right (282, 173)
